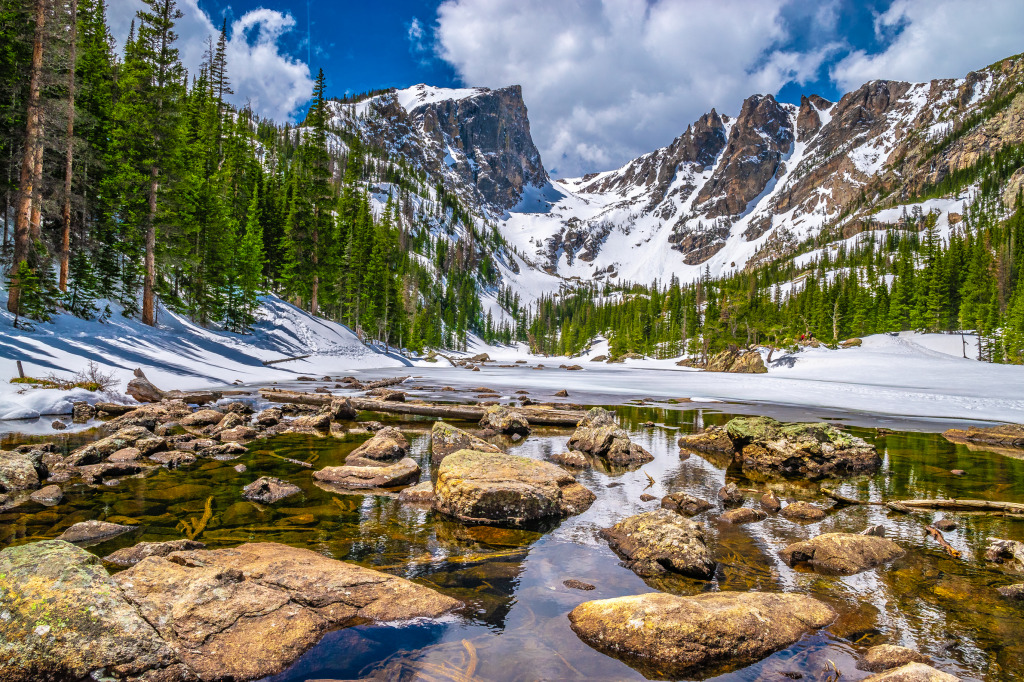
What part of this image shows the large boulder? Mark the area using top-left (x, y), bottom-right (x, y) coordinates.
top-left (434, 450), bottom-right (595, 527)
top-left (0, 540), bottom-right (182, 681)
top-left (567, 407), bottom-right (653, 465)
top-left (779, 532), bottom-right (905, 574)
top-left (0, 450), bottom-right (46, 492)
top-left (862, 663), bottom-right (959, 681)
top-left (313, 458), bottom-right (421, 490)
top-left (430, 420), bottom-right (501, 464)
top-left (684, 416), bottom-right (880, 479)
top-left (113, 542), bottom-right (460, 681)
top-left (104, 539), bottom-right (206, 568)
top-left (346, 426), bottom-right (408, 466)
top-left (568, 591), bottom-right (835, 679)
top-left (600, 509), bottom-right (715, 579)
top-left (242, 476), bottom-right (302, 504)
top-left (478, 405), bottom-right (531, 436)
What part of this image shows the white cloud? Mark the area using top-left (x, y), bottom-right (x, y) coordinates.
top-left (831, 0), bottom-right (1024, 92)
top-left (107, 0), bottom-right (313, 122)
top-left (435, 0), bottom-right (835, 176)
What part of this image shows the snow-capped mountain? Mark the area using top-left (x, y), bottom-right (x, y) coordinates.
top-left (330, 54), bottom-right (1024, 291)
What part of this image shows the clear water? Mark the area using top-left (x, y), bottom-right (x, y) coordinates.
top-left (2, 392), bottom-right (1023, 681)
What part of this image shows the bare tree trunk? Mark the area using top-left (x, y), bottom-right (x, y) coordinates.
top-left (142, 165), bottom-right (157, 325)
top-left (310, 226), bottom-right (319, 316)
top-left (29, 117), bottom-right (44, 241)
top-left (8, 0), bottom-right (47, 314)
top-left (59, 0), bottom-right (77, 292)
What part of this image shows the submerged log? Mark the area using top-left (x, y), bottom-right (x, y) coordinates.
top-left (259, 389), bottom-right (587, 426)
top-left (924, 525), bottom-right (961, 559)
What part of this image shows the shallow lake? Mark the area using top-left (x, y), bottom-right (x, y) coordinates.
top-left (2, 374), bottom-right (1023, 681)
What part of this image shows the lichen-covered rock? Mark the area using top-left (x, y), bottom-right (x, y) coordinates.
top-left (242, 476), bottom-right (302, 504)
top-left (398, 480), bottom-right (435, 504)
top-left (551, 450), bottom-right (589, 468)
top-left (104, 539), bottom-right (207, 568)
top-left (0, 540), bottom-right (181, 681)
top-left (567, 407), bottom-right (653, 465)
top-left (56, 519), bottom-right (136, 545)
top-left (724, 416), bottom-right (880, 479)
top-left (677, 425), bottom-right (737, 456)
top-left (600, 509), bottom-right (715, 579)
top-left (720, 507), bottom-right (767, 524)
top-left (704, 348), bottom-right (767, 373)
top-left (568, 591), bottom-right (835, 679)
top-left (861, 644), bottom-right (932, 672)
top-left (71, 400), bottom-right (96, 423)
top-left (862, 662), bottom-right (959, 681)
top-left (780, 501), bottom-right (827, 521)
top-left (661, 492), bottom-right (712, 516)
top-left (779, 532), bottom-right (905, 574)
top-left (345, 426), bottom-right (408, 466)
top-left (255, 407), bottom-right (282, 426)
top-left (314, 458), bottom-right (421, 490)
top-left (219, 425), bottom-right (258, 442)
top-left (430, 421), bottom-right (501, 464)
top-left (29, 484), bottom-right (63, 506)
top-left (434, 449), bottom-right (595, 527)
top-left (717, 482), bottom-right (745, 507)
top-left (0, 449), bottom-right (45, 492)
top-left (478, 405), bottom-right (531, 436)
top-left (113, 542), bottom-right (460, 681)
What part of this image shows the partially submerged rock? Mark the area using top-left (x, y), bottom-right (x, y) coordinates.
top-left (242, 476), bottom-right (302, 504)
top-left (0, 540), bottom-right (181, 681)
top-left (720, 507), bottom-right (767, 524)
top-left (861, 644), bottom-right (932, 672)
top-left (661, 492), bottom-right (712, 516)
top-left (780, 500), bottom-right (827, 521)
top-left (942, 423), bottom-right (1024, 450)
top-left (346, 426), bottom-right (408, 466)
top-left (104, 539), bottom-right (207, 567)
top-left (113, 542), bottom-right (460, 681)
top-left (717, 482), bottom-right (744, 507)
top-left (434, 450), bottom-right (595, 527)
top-left (862, 662), bottom-right (959, 681)
top-left (779, 532), bottom-right (905, 574)
top-left (478, 405), bottom-right (531, 436)
top-left (568, 591), bottom-right (835, 679)
top-left (314, 458), bottom-right (421, 490)
top-left (677, 426), bottom-right (736, 456)
top-left (567, 407), bottom-right (653, 465)
top-left (56, 519), bottom-right (136, 545)
top-left (760, 490), bottom-right (782, 512)
top-left (551, 450), bottom-right (589, 468)
top-left (398, 480), bottom-right (435, 504)
top-left (997, 583), bottom-right (1024, 600)
top-left (64, 426), bottom-right (159, 466)
top-left (430, 421), bottom-right (501, 464)
top-left (29, 484), bottom-right (63, 506)
top-left (0, 449), bottom-right (45, 492)
top-left (600, 509), bottom-right (715, 579)
top-left (985, 538), bottom-right (1024, 572)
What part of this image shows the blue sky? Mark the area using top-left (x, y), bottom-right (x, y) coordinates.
top-left (110, 0), bottom-right (1024, 176)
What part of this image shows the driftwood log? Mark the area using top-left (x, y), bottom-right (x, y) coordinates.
top-left (259, 388), bottom-right (587, 426)
top-left (892, 498), bottom-right (1024, 514)
top-left (261, 354), bottom-right (310, 366)
top-left (924, 525), bottom-right (962, 558)
top-left (360, 376), bottom-right (410, 390)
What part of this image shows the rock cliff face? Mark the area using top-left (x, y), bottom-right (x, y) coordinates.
top-left (331, 84), bottom-right (548, 211)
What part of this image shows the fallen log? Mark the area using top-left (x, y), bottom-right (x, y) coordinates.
top-left (361, 376), bottom-right (409, 390)
top-left (822, 488), bottom-right (881, 506)
top-left (924, 525), bottom-right (962, 559)
top-left (262, 354), bottom-right (310, 366)
top-left (892, 498), bottom-right (1024, 514)
top-left (259, 389), bottom-right (587, 426)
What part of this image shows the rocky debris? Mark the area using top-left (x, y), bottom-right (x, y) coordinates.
top-left (478, 405), bottom-right (531, 436)
top-left (0, 449), bottom-right (46, 492)
top-left (242, 476), bottom-right (302, 504)
top-left (113, 542), bottom-right (461, 681)
top-left (104, 539), bottom-right (207, 568)
top-left (568, 591), bottom-right (835, 679)
top-left (214, 412), bottom-right (244, 433)
top-left (997, 583), bottom-right (1024, 600)
top-left (551, 450), bottom-right (589, 468)
top-left (398, 480), bottom-right (435, 504)
top-left (56, 519), bottom-right (136, 545)
top-left (222, 401), bottom-right (254, 415)
top-left (780, 501), bottom-right (827, 522)
top-left (78, 461), bottom-right (148, 486)
top-left (591, 354), bottom-right (608, 362)
top-left (430, 421), bottom-right (501, 464)
top-left (29, 484), bottom-right (63, 505)
top-left (720, 507), bottom-right (767, 524)
top-left (639, 493), bottom-right (657, 502)
top-left (103, 401), bottom-right (189, 431)
top-left (600, 509), bottom-right (715, 579)
top-left (0, 540), bottom-right (183, 681)
top-left (71, 400), bottom-right (96, 423)
top-left (567, 407), bottom-right (653, 465)
top-left (434, 450), bottom-right (595, 527)
top-left (760, 491), bottom-right (782, 512)
top-left (64, 425), bottom-right (158, 466)
top-left (861, 644), bottom-right (932, 672)
top-left (346, 426), bottom-right (409, 466)
top-left (779, 533), bottom-right (905, 574)
top-left (256, 407), bottom-right (283, 426)
top-left (178, 409), bottom-right (225, 428)
top-left (661, 492), bottom-right (713, 516)
top-left (934, 518), bottom-right (958, 531)
top-left (711, 416), bottom-right (880, 479)
top-left (677, 426), bottom-right (737, 456)
top-left (942, 423), bottom-right (1024, 449)
top-left (985, 538), bottom-right (1024, 571)
top-left (717, 482), bottom-right (744, 507)
top-left (861, 662), bottom-right (959, 681)
top-left (314, 458), bottom-right (421, 490)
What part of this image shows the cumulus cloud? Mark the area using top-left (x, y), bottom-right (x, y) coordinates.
top-left (107, 0), bottom-right (313, 122)
top-left (830, 0), bottom-right (1024, 92)
top-left (435, 0), bottom-right (836, 176)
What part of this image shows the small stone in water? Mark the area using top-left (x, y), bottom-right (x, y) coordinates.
top-left (51, 420), bottom-right (68, 430)
top-left (104, 479), bottom-right (120, 486)
top-left (234, 464), bottom-right (247, 473)
top-left (950, 469), bottom-right (966, 476)
top-left (563, 579), bottom-right (595, 591)
top-left (934, 518), bottom-right (957, 531)
top-left (639, 493), bottom-right (657, 502)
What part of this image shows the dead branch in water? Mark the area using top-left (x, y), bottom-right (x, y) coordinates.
top-left (924, 525), bottom-right (962, 559)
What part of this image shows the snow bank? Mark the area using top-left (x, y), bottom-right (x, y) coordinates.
top-left (0, 292), bottom-right (405, 422)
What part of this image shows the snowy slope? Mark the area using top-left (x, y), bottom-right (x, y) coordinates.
top-left (0, 291), bottom-right (404, 422)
